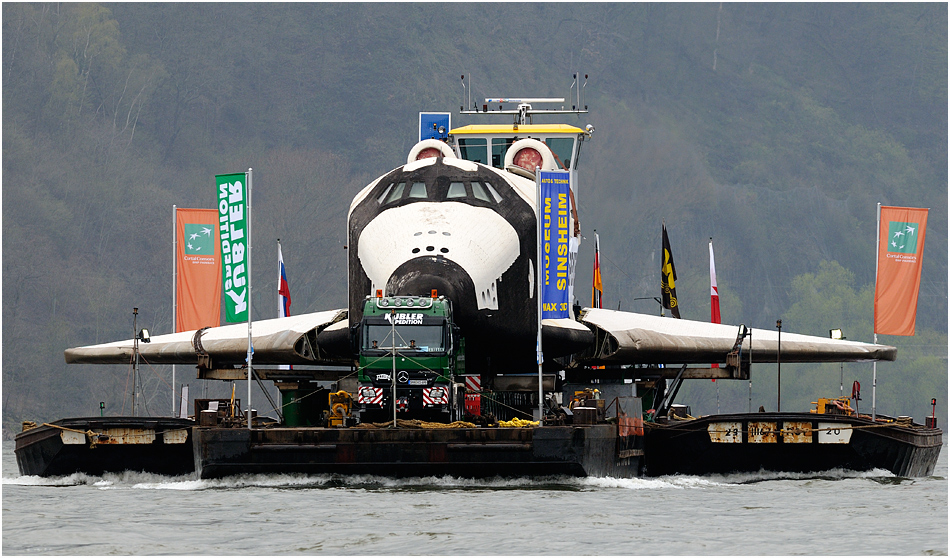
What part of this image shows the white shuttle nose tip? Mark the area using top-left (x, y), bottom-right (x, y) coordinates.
top-left (357, 202), bottom-right (518, 312)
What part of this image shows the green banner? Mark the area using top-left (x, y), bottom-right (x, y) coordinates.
top-left (216, 172), bottom-right (248, 323)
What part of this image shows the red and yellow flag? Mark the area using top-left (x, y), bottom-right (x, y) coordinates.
top-left (176, 208), bottom-right (222, 332)
top-left (592, 232), bottom-right (603, 308)
top-left (874, 206), bottom-right (928, 336)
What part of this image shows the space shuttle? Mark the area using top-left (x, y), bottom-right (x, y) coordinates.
top-left (65, 89), bottom-right (896, 390)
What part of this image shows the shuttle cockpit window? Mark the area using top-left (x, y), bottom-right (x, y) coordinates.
top-left (443, 181), bottom-right (499, 205)
top-left (483, 182), bottom-right (503, 203)
top-left (384, 182), bottom-right (406, 204)
top-left (447, 182), bottom-right (466, 199)
top-left (379, 180), bottom-right (432, 206)
top-left (545, 138), bottom-right (575, 170)
top-left (458, 138), bottom-right (488, 164)
top-left (377, 183), bottom-right (394, 204)
top-left (471, 182), bottom-right (491, 203)
top-left (408, 181), bottom-right (427, 199)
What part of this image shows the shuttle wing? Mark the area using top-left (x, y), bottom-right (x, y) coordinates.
top-left (65, 306), bottom-right (896, 369)
top-left (64, 310), bottom-right (349, 366)
top-left (574, 308), bottom-right (896, 365)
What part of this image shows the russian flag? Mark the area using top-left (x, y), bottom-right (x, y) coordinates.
top-left (278, 241), bottom-right (291, 318)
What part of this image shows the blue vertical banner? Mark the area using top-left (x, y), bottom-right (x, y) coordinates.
top-left (539, 170), bottom-right (571, 319)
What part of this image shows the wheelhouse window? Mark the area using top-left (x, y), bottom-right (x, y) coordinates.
top-left (545, 138), bottom-right (575, 170)
top-left (492, 138), bottom-right (513, 168)
top-left (458, 138), bottom-right (488, 164)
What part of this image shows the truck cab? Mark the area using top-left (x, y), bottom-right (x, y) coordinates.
top-left (355, 295), bottom-right (464, 423)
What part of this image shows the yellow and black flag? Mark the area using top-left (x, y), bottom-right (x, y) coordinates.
top-left (661, 223), bottom-right (681, 318)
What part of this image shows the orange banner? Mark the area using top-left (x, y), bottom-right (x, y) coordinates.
top-left (176, 208), bottom-right (221, 332)
top-left (874, 206), bottom-right (928, 336)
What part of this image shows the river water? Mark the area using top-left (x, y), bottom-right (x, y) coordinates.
top-left (2, 440), bottom-right (946, 555)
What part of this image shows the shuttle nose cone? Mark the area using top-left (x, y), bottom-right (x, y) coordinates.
top-left (385, 256), bottom-right (477, 314)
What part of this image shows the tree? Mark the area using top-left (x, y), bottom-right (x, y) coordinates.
top-left (783, 260), bottom-right (874, 341)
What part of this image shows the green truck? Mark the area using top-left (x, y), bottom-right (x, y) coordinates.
top-left (355, 295), bottom-right (465, 423)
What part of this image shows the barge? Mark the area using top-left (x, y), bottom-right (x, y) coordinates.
top-left (15, 417), bottom-right (195, 477)
top-left (643, 411), bottom-right (942, 477)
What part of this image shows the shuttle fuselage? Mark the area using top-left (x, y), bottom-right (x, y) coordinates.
top-left (347, 123), bottom-right (590, 377)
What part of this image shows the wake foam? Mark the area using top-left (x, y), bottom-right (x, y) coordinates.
top-left (697, 467), bottom-right (896, 484)
top-left (3, 467), bottom-right (896, 491)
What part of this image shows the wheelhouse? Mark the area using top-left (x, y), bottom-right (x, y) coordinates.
top-left (447, 124), bottom-right (588, 172)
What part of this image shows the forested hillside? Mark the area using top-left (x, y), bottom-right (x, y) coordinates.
top-left (3, 3), bottom-right (946, 435)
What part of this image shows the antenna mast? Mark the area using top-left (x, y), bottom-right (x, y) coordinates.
top-left (460, 74), bottom-right (590, 124)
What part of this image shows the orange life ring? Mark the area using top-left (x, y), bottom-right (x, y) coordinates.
top-left (503, 138), bottom-right (557, 177)
top-left (407, 139), bottom-right (455, 163)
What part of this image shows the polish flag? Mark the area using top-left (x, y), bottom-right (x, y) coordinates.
top-left (709, 239), bottom-right (720, 325)
top-left (710, 239), bottom-right (721, 371)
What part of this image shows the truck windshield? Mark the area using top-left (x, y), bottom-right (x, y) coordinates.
top-left (364, 324), bottom-right (445, 353)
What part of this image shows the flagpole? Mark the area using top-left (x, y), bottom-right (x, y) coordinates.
top-left (247, 167), bottom-right (254, 430)
top-left (535, 166), bottom-right (544, 423)
top-left (711, 237), bottom-right (720, 400)
top-left (133, 307), bottom-right (139, 416)
top-left (172, 204), bottom-right (177, 416)
top-left (872, 202), bottom-right (880, 421)
top-left (748, 329), bottom-right (753, 413)
top-left (599, 233), bottom-right (603, 309)
top-left (390, 308), bottom-right (399, 428)
top-left (709, 237), bottom-right (720, 369)
top-left (392, 309), bottom-right (397, 427)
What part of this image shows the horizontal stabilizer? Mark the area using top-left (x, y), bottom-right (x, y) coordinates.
top-left (64, 310), bottom-right (348, 366)
top-left (577, 308), bottom-right (896, 365)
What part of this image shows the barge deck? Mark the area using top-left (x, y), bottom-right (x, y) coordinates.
top-left (193, 423), bottom-right (644, 479)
